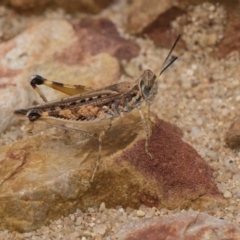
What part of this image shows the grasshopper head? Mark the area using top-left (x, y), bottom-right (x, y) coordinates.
top-left (138, 69), bottom-right (158, 101)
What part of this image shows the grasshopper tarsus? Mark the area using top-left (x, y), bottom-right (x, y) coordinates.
top-left (30, 75), bottom-right (48, 102)
top-left (30, 75), bottom-right (45, 87)
top-left (90, 143), bottom-right (101, 182)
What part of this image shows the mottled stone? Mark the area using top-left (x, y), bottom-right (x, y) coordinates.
top-left (0, 20), bottom-right (75, 133)
top-left (116, 211), bottom-right (240, 240)
top-left (0, 6), bottom-right (24, 42)
top-left (2, 0), bottom-right (112, 14)
top-left (0, 112), bottom-right (225, 232)
top-left (125, 0), bottom-right (174, 34)
top-left (141, 7), bottom-right (186, 49)
top-left (57, 18), bottom-right (140, 64)
top-left (0, 18), bottom-right (139, 133)
top-left (212, 1), bottom-right (240, 58)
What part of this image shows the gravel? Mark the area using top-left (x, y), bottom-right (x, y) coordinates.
top-left (1, 1), bottom-right (240, 239)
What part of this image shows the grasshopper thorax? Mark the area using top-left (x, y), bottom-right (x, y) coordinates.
top-left (138, 69), bottom-right (158, 102)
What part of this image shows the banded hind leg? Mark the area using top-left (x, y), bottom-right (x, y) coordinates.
top-left (30, 75), bottom-right (92, 102)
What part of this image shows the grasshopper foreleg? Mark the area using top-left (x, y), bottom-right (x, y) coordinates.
top-left (137, 107), bottom-right (153, 159)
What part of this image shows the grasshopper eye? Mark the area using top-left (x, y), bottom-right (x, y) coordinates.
top-left (27, 110), bottom-right (41, 122)
top-left (141, 83), bottom-right (151, 97)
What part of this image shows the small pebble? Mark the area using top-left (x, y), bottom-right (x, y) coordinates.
top-left (145, 208), bottom-right (155, 218)
top-left (223, 191), bottom-right (232, 198)
top-left (15, 232), bottom-right (25, 239)
top-left (99, 202), bottom-right (106, 212)
top-left (75, 217), bottom-right (82, 225)
top-left (24, 232), bottom-right (33, 237)
top-left (89, 223), bottom-right (95, 227)
top-left (83, 230), bottom-right (92, 237)
top-left (136, 210), bottom-right (145, 217)
top-left (88, 207), bottom-right (95, 213)
top-left (93, 225), bottom-right (106, 235)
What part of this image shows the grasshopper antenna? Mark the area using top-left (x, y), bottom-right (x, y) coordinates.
top-left (158, 34), bottom-right (181, 77)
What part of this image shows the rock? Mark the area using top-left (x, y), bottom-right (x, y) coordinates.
top-left (223, 190), bottom-right (232, 199)
top-left (141, 7), bottom-right (186, 49)
top-left (115, 210), bottom-right (240, 240)
top-left (125, 0), bottom-right (174, 34)
top-left (0, 19), bottom-right (74, 132)
top-left (0, 18), bottom-right (139, 133)
top-left (136, 210), bottom-right (145, 217)
top-left (0, 6), bottom-right (26, 42)
top-left (0, 111), bottom-right (225, 232)
top-left (176, 0), bottom-right (237, 10)
top-left (2, 0), bottom-right (112, 14)
top-left (212, 1), bottom-right (240, 58)
top-left (59, 18), bottom-right (140, 63)
top-left (225, 117), bottom-right (240, 149)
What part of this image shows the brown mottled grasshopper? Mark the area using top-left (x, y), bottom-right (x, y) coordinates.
top-left (14, 35), bottom-right (180, 181)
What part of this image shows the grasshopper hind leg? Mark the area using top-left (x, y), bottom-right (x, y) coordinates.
top-left (30, 75), bottom-right (92, 103)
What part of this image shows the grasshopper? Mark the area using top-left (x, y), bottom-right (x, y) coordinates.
top-left (14, 35), bottom-right (180, 181)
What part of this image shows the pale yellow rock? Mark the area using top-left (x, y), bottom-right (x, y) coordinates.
top-left (0, 20), bottom-right (76, 133)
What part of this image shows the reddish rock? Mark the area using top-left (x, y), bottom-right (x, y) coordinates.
top-left (116, 211), bottom-right (240, 240)
top-left (56, 18), bottom-right (140, 65)
top-left (112, 115), bottom-right (224, 209)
